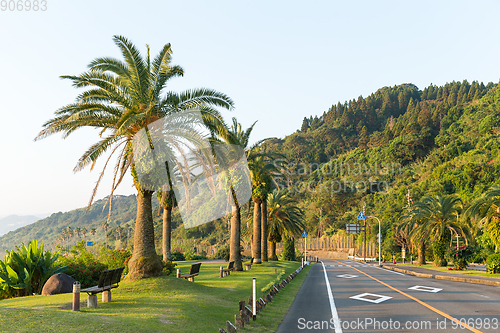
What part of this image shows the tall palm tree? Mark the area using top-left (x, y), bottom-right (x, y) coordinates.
top-left (410, 195), bottom-right (467, 266)
top-left (35, 36), bottom-right (233, 279)
top-left (466, 184), bottom-right (500, 250)
top-left (266, 190), bottom-right (305, 260)
top-left (211, 118), bottom-right (258, 270)
top-left (81, 227), bottom-right (87, 241)
top-left (247, 146), bottom-right (284, 262)
top-left (103, 221), bottom-right (109, 248)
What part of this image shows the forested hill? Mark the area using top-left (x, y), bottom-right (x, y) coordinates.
top-left (264, 80), bottom-right (500, 239)
top-left (266, 81), bottom-right (497, 166)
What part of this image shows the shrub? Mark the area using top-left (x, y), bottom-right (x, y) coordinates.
top-left (486, 253), bottom-right (500, 274)
top-left (171, 251), bottom-right (185, 261)
top-left (185, 249), bottom-right (207, 261)
top-left (281, 238), bottom-right (296, 261)
top-left (98, 247), bottom-right (131, 275)
top-left (162, 261), bottom-right (176, 276)
top-left (57, 241), bottom-right (107, 288)
top-left (213, 244), bottom-right (230, 261)
top-left (1, 239), bottom-right (65, 298)
top-left (446, 246), bottom-right (472, 270)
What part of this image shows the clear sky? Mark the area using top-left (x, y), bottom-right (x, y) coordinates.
top-left (1, 0), bottom-right (499, 218)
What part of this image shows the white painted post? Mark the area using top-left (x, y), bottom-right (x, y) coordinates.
top-left (305, 237), bottom-right (307, 262)
top-left (252, 278), bottom-right (256, 321)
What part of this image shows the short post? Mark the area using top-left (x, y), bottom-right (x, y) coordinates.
top-left (220, 266), bottom-right (223, 278)
top-left (102, 290), bottom-right (111, 303)
top-left (301, 257), bottom-right (304, 267)
top-left (177, 268), bottom-right (181, 278)
top-left (252, 278), bottom-right (256, 321)
top-left (72, 281), bottom-right (80, 311)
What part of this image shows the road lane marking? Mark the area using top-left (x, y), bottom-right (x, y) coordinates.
top-left (372, 265), bottom-right (406, 276)
top-left (337, 274), bottom-right (359, 279)
top-left (350, 292), bottom-right (392, 304)
top-left (408, 285), bottom-right (442, 293)
top-left (333, 259), bottom-right (484, 333)
top-left (321, 261), bottom-right (343, 333)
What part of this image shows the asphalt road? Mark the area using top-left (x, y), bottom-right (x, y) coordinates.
top-left (277, 259), bottom-right (500, 333)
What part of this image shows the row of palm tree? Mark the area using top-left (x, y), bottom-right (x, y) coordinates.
top-left (398, 186), bottom-right (500, 266)
top-left (37, 35), bottom-right (304, 278)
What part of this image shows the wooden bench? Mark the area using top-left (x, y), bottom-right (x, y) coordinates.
top-left (176, 262), bottom-right (201, 282)
top-left (81, 267), bottom-right (124, 307)
top-left (220, 261), bottom-right (234, 277)
top-left (244, 258), bottom-right (254, 271)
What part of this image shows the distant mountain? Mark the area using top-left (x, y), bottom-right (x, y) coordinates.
top-left (0, 215), bottom-right (40, 236)
top-left (0, 194), bottom-right (153, 253)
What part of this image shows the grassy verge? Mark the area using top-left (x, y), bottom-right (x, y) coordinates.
top-left (0, 260), bottom-right (311, 332)
top-left (397, 264), bottom-right (500, 279)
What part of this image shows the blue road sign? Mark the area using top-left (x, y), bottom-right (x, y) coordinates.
top-left (357, 211), bottom-right (366, 220)
top-left (86, 241), bottom-right (93, 246)
top-left (302, 230), bottom-right (308, 237)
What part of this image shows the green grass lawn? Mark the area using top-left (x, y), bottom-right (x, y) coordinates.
top-left (397, 263), bottom-right (500, 279)
top-left (0, 260), bottom-right (311, 332)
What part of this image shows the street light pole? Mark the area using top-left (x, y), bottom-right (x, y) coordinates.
top-left (367, 216), bottom-right (381, 267)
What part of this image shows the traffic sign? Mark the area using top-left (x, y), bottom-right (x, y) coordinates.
top-left (357, 211), bottom-right (366, 220)
top-left (302, 230), bottom-right (308, 238)
top-left (86, 241), bottom-right (93, 247)
top-left (346, 224), bottom-right (360, 233)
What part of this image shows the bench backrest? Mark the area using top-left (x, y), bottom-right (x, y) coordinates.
top-left (227, 261), bottom-right (234, 269)
top-left (189, 263), bottom-right (202, 275)
top-left (97, 267), bottom-right (125, 288)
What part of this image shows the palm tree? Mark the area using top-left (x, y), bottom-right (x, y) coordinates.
top-left (158, 189), bottom-right (175, 261)
top-left (410, 195), bottom-right (467, 266)
top-left (247, 146), bottom-right (284, 262)
top-left (116, 226), bottom-right (123, 249)
top-left (75, 227), bottom-right (81, 239)
top-left (266, 190), bottom-right (305, 260)
top-left (81, 227), bottom-right (87, 241)
top-left (35, 36), bottom-right (233, 279)
top-left (211, 118), bottom-right (257, 270)
top-left (466, 184), bottom-right (500, 250)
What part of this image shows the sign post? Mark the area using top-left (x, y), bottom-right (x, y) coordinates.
top-left (357, 211), bottom-right (366, 262)
top-left (367, 216), bottom-right (382, 267)
top-left (302, 230), bottom-right (308, 263)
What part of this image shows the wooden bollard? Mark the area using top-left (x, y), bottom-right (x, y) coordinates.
top-left (226, 320), bottom-right (237, 333)
top-left (177, 268), bottom-right (181, 278)
top-left (72, 281), bottom-right (80, 311)
top-left (239, 300), bottom-right (245, 311)
top-left (235, 314), bottom-right (244, 328)
top-left (240, 309), bottom-right (250, 324)
top-left (219, 329), bottom-right (227, 333)
top-left (266, 293), bottom-right (272, 302)
top-left (220, 266), bottom-right (224, 278)
top-left (244, 306), bottom-right (253, 318)
top-left (259, 298), bottom-right (266, 307)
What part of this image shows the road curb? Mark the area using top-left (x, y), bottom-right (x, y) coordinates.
top-left (380, 265), bottom-right (500, 287)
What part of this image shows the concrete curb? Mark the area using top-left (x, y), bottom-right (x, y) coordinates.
top-left (380, 265), bottom-right (500, 287)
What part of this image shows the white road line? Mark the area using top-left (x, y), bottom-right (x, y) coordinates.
top-left (321, 261), bottom-right (342, 333)
top-left (372, 265), bottom-right (406, 276)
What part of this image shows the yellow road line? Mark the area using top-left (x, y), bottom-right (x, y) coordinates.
top-left (333, 259), bottom-right (483, 333)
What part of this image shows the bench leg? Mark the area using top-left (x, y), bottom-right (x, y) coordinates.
top-left (245, 265), bottom-right (250, 271)
top-left (188, 277), bottom-right (194, 282)
top-left (87, 295), bottom-right (97, 308)
top-left (102, 290), bottom-right (111, 303)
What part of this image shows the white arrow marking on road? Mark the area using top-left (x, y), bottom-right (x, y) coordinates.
top-left (408, 285), bottom-right (443, 293)
top-left (337, 274), bottom-right (358, 279)
top-left (350, 292), bottom-right (393, 304)
top-left (321, 261), bottom-right (343, 333)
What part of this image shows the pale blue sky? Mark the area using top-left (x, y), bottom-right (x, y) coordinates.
top-left (1, 0), bottom-right (499, 217)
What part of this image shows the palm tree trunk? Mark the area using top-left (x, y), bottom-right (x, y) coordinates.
top-left (270, 241), bottom-right (278, 261)
top-left (261, 201), bottom-right (268, 262)
top-left (229, 204), bottom-right (243, 271)
top-left (417, 242), bottom-right (426, 265)
top-left (252, 199), bottom-right (262, 264)
top-left (162, 204), bottom-right (172, 262)
top-left (127, 185), bottom-right (163, 280)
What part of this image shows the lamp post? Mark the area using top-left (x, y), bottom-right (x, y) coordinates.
top-left (367, 216), bottom-right (382, 267)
